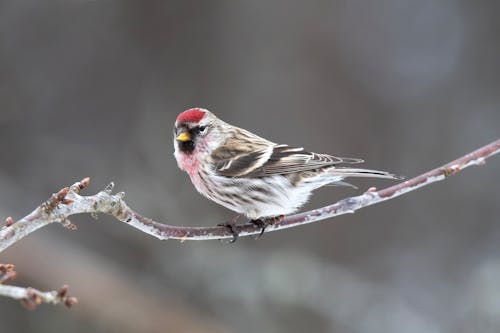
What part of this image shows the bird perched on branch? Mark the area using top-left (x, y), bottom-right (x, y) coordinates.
top-left (174, 107), bottom-right (399, 238)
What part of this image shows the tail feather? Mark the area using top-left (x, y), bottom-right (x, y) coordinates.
top-left (327, 180), bottom-right (358, 189)
top-left (327, 167), bottom-right (403, 180)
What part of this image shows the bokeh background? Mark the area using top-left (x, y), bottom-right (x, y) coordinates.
top-left (0, 1), bottom-right (499, 332)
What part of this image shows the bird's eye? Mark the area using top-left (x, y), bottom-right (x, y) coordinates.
top-left (198, 126), bottom-right (206, 133)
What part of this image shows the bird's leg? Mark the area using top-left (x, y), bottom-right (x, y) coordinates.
top-left (217, 214), bottom-right (242, 243)
top-left (250, 215), bottom-right (285, 239)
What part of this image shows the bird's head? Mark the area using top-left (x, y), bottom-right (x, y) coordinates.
top-left (173, 108), bottom-right (221, 157)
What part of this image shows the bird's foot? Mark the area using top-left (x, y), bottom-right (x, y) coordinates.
top-left (217, 214), bottom-right (242, 243)
top-left (250, 215), bottom-right (285, 239)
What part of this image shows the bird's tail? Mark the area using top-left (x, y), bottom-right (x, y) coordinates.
top-left (326, 167), bottom-right (403, 180)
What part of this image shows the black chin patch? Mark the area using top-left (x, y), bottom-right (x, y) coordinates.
top-left (179, 140), bottom-right (195, 154)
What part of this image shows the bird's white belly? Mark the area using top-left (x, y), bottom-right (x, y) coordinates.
top-left (198, 174), bottom-right (313, 220)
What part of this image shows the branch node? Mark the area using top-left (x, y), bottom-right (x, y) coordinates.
top-left (57, 187), bottom-right (70, 201)
top-left (104, 182), bottom-right (115, 193)
top-left (42, 187), bottom-right (70, 213)
top-left (79, 177), bottom-right (90, 189)
top-left (21, 288), bottom-right (43, 310)
top-left (70, 177), bottom-right (90, 194)
top-left (4, 216), bottom-right (13, 227)
top-left (364, 187), bottom-right (378, 197)
top-left (56, 284), bottom-right (78, 308)
top-left (57, 284), bottom-right (68, 298)
top-left (114, 207), bottom-right (128, 221)
top-left (20, 298), bottom-right (37, 310)
top-left (64, 296), bottom-right (78, 308)
top-left (0, 263), bottom-right (16, 283)
top-left (442, 164), bottom-right (461, 177)
top-left (61, 219), bottom-right (78, 231)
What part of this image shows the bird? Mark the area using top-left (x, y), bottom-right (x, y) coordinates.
top-left (173, 107), bottom-right (400, 239)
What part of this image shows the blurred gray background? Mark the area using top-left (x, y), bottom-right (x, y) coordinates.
top-left (0, 1), bottom-right (499, 332)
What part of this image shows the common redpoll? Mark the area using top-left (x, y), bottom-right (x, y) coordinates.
top-left (174, 108), bottom-right (399, 233)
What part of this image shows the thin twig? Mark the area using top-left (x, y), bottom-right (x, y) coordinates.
top-left (0, 139), bottom-right (498, 250)
top-left (0, 284), bottom-right (77, 310)
top-left (0, 264), bottom-right (77, 309)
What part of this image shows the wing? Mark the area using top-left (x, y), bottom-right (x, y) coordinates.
top-left (213, 144), bottom-right (364, 178)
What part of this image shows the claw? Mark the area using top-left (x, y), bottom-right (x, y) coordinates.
top-left (250, 215), bottom-right (285, 239)
top-left (250, 219), bottom-right (267, 239)
top-left (217, 222), bottom-right (239, 243)
top-left (218, 215), bottom-right (242, 243)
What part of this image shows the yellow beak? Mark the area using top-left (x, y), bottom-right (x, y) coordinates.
top-left (176, 132), bottom-right (191, 142)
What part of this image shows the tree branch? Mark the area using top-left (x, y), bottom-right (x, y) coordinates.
top-left (0, 139), bottom-right (498, 308)
top-left (0, 139), bottom-right (498, 250)
top-left (0, 264), bottom-right (77, 309)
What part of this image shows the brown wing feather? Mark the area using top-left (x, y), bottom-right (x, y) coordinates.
top-left (213, 144), bottom-right (363, 178)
